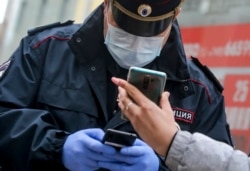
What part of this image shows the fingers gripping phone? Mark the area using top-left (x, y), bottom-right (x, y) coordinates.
top-left (122, 67), bottom-right (167, 120)
top-left (102, 129), bottom-right (137, 149)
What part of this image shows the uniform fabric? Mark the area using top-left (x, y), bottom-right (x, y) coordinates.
top-left (0, 4), bottom-right (233, 171)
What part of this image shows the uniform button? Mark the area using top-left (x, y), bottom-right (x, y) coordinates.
top-left (76, 37), bottom-right (81, 43)
top-left (184, 85), bottom-right (189, 91)
top-left (91, 66), bottom-right (96, 71)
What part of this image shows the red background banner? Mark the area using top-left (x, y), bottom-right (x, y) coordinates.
top-left (224, 74), bottom-right (250, 106)
top-left (181, 23), bottom-right (250, 67)
top-left (224, 74), bottom-right (250, 153)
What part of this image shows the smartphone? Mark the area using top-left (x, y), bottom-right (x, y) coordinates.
top-left (122, 67), bottom-right (167, 120)
top-left (102, 129), bottom-right (137, 148)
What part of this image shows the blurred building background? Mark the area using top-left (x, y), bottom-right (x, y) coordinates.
top-left (0, 0), bottom-right (250, 153)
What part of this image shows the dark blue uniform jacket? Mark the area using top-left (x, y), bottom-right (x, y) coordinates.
top-left (0, 4), bottom-right (233, 171)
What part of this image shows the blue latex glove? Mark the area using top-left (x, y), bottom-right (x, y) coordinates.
top-left (98, 139), bottom-right (160, 171)
top-left (62, 128), bottom-right (117, 171)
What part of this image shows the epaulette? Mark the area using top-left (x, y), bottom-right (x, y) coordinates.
top-left (28, 20), bottom-right (74, 36)
top-left (191, 56), bottom-right (224, 92)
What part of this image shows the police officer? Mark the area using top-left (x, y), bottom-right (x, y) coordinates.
top-left (0, 0), bottom-right (233, 170)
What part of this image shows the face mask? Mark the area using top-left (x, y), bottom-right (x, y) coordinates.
top-left (104, 24), bottom-right (165, 69)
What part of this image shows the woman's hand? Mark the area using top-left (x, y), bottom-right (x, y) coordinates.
top-left (111, 77), bottom-right (178, 156)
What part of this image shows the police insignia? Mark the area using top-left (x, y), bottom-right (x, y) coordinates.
top-left (0, 59), bottom-right (11, 78)
top-left (137, 4), bottom-right (152, 17)
top-left (173, 108), bottom-right (194, 124)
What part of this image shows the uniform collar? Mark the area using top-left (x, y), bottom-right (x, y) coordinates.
top-left (156, 20), bottom-right (190, 81)
top-left (68, 3), bottom-right (106, 65)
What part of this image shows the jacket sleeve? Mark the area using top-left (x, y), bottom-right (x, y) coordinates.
top-left (0, 36), bottom-right (69, 170)
top-left (166, 131), bottom-right (250, 171)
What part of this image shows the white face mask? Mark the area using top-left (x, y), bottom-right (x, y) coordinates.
top-left (104, 23), bottom-right (165, 69)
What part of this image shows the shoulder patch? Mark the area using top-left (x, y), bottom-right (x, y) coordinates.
top-left (28, 20), bottom-right (74, 36)
top-left (191, 57), bottom-right (224, 92)
top-left (0, 59), bottom-right (12, 79)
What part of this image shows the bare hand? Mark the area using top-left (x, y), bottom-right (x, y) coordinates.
top-left (111, 77), bottom-right (178, 156)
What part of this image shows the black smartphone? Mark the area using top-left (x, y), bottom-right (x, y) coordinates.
top-left (122, 67), bottom-right (167, 120)
top-left (102, 129), bottom-right (137, 148)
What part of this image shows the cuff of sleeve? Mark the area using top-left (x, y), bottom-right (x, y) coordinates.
top-left (165, 131), bottom-right (191, 170)
top-left (52, 131), bottom-right (70, 164)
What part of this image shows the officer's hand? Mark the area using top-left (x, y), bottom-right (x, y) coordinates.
top-left (98, 139), bottom-right (159, 171)
top-left (62, 128), bottom-right (117, 171)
